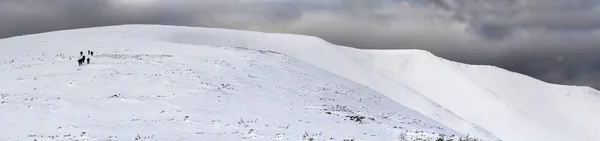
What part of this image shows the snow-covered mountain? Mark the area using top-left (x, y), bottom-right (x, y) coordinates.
top-left (340, 49), bottom-right (600, 141)
top-left (0, 25), bottom-right (473, 141)
top-left (1, 24), bottom-right (598, 141)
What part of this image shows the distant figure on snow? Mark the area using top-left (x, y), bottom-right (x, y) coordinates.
top-left (82, 55), bottom-right (86, 61)
top-left (91, 51), bottom-right (94, 56)
top-left (77, 57), bottom-right (84, 66)
top-left (88, 50), bottom-right (91, 55)
top-left (87, 58), bottom-right (90, 64)
top-left (80, 51), bottom-right (83, 56)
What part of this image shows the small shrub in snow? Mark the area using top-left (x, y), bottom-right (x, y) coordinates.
top-left (302, 131), bottom-right (323, 141)
top-left (302, 131), bottom-right (315, 141)
top-left (346, 115), bottom-right (366, 123)
top-left (218, 83), bottom-right (233, 90)
top-left (133, 133), bottom-right (154, 140)
top-left (109, 94), bottom-right (121, 98)
top-left (398, 132), bottom-right (408, 141)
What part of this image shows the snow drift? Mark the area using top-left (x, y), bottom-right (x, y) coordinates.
top-left (1, 24), bottom-right (599, 141)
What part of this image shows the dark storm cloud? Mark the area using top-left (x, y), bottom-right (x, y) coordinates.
top-left (0, 0), bottom-right (599, 89)
top-left (0, 0), bottom-right (169, 37)
top-left (426, 0), bottom-right (600, 89)
top-left (435, 0), bottom-right (600, 39)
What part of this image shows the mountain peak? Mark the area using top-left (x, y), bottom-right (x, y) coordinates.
top-left (1, 24), bottom-right (598, 141)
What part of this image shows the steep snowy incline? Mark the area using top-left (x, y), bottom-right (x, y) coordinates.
top-left (133, 24), bottom-right (598, 141)
top-left (0, 24), bottom-right (499, 140)
top-left (160, 25), bottom-right (502, 140)
top-left (9, 24), bottom-right (597, 141)
top-left (343, 49), bottom-right (600, 141)
top-left (0, 32), bottom-right (467, 140)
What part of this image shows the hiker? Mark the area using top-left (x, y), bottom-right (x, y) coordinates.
top-left (80, 51), bottom-right (83, 56)
top-left (87, 58), bottom-right (90, 64)
top-left (91, 51), bottom-right (94, 56)
top-left (88, 50), bottom-right (91, 55)
top-left (82, 55), bottom-right (86, 61)
top-left (77, 57), bottom-right (84, 66)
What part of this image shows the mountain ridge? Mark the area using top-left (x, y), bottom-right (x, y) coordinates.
top-left (0, 28), bottom-right (468, 140)
top-left (2, 24), bottom-right (599, 141)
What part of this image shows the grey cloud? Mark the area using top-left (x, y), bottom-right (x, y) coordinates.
top-left (0, 0), bottom-right (599, 89)
top-left (421, 0), bottom-right (600, 89)
top-left (0, 0), bottom-right (166, 37)
top-left (433, 0), bottom-right (600, 40)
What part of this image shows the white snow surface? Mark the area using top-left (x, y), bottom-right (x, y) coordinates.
top-left (343, 49), bottom-right (600, 141)
top-left (0, 25), bottom-right (469, 141)
top-left (1, 24), bottom-right (599, 141)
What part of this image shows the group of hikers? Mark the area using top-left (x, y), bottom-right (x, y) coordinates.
top-left (77, 50), bottom-right (94, 66)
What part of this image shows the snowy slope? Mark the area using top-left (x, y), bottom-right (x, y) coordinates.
top-left (165, 25), bottom-right (600, 141)
top-left (340, 49), bottom-right (600, 141)
top-left (3, 24), bottom-right (598, 141)
top-left (0, 25), bottom-right (469, 140)
top-left (159, 25), bottom-right (501, 140)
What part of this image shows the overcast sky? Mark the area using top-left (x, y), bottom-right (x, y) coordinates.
top-left (1, 0), bottom-right (599, 89)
